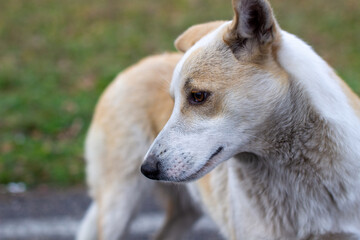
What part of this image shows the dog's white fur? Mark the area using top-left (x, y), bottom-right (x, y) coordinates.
top-left (77, 0), bottom-right (360, 239)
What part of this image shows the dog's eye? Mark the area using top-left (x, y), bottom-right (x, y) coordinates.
top-left (190, 91), bottom-right (209, 104)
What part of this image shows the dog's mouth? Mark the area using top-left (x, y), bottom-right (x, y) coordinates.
top-left (184, 146), bottom-right (224, 181)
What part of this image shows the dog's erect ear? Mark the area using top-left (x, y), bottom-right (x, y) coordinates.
top-left (175, 21), bottom-right (226, 52)
top-left (224, 0), bottom-right (278, 55)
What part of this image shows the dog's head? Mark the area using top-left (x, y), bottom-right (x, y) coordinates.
top-left (141, 0), bottom-right (289, 182)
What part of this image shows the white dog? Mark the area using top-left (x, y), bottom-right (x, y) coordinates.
top-left (77, 0), bottom-right (360, 239)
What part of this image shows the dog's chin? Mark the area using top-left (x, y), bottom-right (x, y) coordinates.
top-left (159, 146), bottom-right (225, 183)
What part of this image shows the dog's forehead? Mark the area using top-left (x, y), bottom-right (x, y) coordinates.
top-left (170, 21), bottom-right (231, 97)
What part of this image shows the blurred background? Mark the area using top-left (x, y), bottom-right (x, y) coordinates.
top-left (1, 0), bottom-right (359, 188)
top-left (0, 0), bottom-right (359, 239)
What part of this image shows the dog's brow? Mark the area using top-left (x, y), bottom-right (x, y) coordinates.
top-left (184, 79), bottom-right (197, 92)
top-left (184, 78), bottom-right (193, 88)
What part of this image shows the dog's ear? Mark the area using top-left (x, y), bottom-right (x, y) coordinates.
top-left (175, 21), bottom-right (226, 52)
top-left (224, 0), bottom-right (279, 57)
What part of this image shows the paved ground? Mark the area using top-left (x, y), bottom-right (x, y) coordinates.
top-left (0, 186), bottom-right (224, 240)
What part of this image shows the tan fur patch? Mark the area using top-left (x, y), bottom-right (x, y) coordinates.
top-left (177, 27), bottom-right (289, 123)
top-left (89, 52), bottom-right (182, 204)
top-left (94, 53), bottom-right (181, 136)
top-left (175, 21), bottom-right (226, 53)
top-left (197, 172), bottom-right (212, 198)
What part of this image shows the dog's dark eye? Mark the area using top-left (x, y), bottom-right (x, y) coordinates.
top-left (190, 91), bottom-right (209, 104)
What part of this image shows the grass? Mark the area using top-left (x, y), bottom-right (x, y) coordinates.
top-left (0, 0), bottom-right (359, 187)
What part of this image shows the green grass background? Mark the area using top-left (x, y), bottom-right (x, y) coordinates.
top-left (1, 0), bottom-right (359, 187)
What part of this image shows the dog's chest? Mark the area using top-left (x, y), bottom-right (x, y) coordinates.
top-left (232, 153), bottom-right (354, 238)
top-left (195, 160), bottom-right (275, 239)
top-left (195, 153), bottom-right (359, 239)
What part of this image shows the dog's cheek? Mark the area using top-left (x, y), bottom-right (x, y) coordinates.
top-left (165, 155), bottom-right (195, 179)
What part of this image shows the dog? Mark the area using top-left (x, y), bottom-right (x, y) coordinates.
top-left (77, 0), bottom-right (360, 239)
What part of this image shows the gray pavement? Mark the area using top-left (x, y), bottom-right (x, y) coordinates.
top-left (0, 186), bottom-right (224, 240)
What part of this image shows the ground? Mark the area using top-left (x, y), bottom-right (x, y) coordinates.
top-left (0, 187), bottom-right (224, 240)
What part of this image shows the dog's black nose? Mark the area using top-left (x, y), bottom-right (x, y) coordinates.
top-left (141, 155), bottom-right (160, 180)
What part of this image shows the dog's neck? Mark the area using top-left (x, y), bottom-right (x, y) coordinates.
top-left (250, 79), bottom-right (338, 166)
top-left (240, 78), bottom-right (344, 181)
top-left (232, 32), bottom-right (360, 236)
top-left (241, 30), bottom-right (360, 183)
top-left (234, 80), bottom-right (353, 236)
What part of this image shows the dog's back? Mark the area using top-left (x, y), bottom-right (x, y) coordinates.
top-left (85, 53), bottom-right (180, 196)
top-left (77, 53), bottom-right (183, 240)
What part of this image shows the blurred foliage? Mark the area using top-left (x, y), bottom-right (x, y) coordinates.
top-left (0, 0), bottom-right (359, 187)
